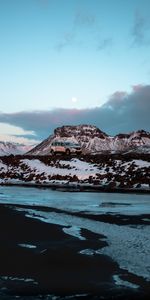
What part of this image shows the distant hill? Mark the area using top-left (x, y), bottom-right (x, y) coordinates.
top-left (0, 141), bottom-right (33, 156)
top-left (27, 125), bottom-right (150, 155)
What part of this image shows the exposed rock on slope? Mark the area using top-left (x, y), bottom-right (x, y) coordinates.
top-left (0, 154), bottom-right (150, 191)
top-left (27, 125), bottom-right (150, 155)
top-left (113, 130), bottom-right (150, 151)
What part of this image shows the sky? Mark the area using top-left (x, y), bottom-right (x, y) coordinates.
top-left (0, 0), bottom-right (150, 145)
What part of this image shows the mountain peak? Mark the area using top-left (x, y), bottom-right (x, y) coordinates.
top-left (54, 124), bottom-right (108, 139)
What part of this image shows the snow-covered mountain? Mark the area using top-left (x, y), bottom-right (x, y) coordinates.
top-left (109, 130), bottom-right (150, 153)
top-left (0, 141), bottom-right (33, 156)
top-left (27, 125), bottom-right (150, 155)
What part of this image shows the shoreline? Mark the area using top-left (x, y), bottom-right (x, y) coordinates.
top-left (0, 203), bottom-right (149, 299)
top-left (0, 181), bottom-right (150, 194)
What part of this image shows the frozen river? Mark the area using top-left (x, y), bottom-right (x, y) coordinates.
top-left (0, 186), bottom-right (150, 298)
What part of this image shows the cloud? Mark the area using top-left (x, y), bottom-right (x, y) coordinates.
top-left (97, 38), bottom-right (113, 51)
top-left (0, 122), bottom-right (38, 145)
top-left (0, 111), bottom-right (52, 140)
top-left (131, 11), bottom-right (150, 46)
top-left (55, 10), bottom-right (95, 51)
top-left (132, 84), bottom-right (144, 92)
top-left (0, 84), bottom-right (150, 142)
top-left (38, 0), bottom-right (49, 8)
top-left (0, 123), bottom-right (36, 136)
top-left (74, 11), bottom-right (95, 27)
top-left (55, 32), bottom-right (76, 51)
top-left (101, 84), bottom-right (150, 133)
top-left (55, 9), bottom-right (112, 52)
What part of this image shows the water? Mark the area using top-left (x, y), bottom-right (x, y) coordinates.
top-left (0, 185), bottom-right (150, 295)
top-left (0, 185), bottom-right (150, 215)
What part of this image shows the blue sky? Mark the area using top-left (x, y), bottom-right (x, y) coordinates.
top-left (0, 0), bottom-right (150, 144)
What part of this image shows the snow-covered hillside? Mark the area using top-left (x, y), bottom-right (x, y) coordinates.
top-left (28, 125), bottom-right (150, 155)
top-left (0, 155), bottom-right (149, 191)
top-left (0, 141), bottom-right (33, 156)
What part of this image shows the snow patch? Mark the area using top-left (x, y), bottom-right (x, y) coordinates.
top-left (16, 208), bottom-right (150, 281)
top-left (18, 243), bottom-right (37, 249)
top-left (1, 276), bottom-right (38, 284)
top-left (63, 226), bottom-right (85, 240)
top-left (20, 158), bottom-right (99, 180)
top-left (79, 249), bottom-right (95, 256)
top-left (113, 274), bottom-right (139, 289)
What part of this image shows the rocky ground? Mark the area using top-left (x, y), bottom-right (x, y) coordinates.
top-left (0, 153), bottom-right (150, 192)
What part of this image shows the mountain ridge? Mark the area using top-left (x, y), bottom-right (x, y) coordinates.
top-left (0, 141), bottom-right (33, 156)
top-left (27, 124), bottom-right (150, 155)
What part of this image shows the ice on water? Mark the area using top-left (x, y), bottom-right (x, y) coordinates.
top-left (0, 186), bottom-right (150, 281)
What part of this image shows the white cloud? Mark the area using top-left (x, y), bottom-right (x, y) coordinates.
top-left (0, 123), bottom-right (36, 136)
top-left (0, 123), bottom-right (39, 145)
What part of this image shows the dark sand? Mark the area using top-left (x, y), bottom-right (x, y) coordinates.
top-left (0, 204), bottom-right (149, 300)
